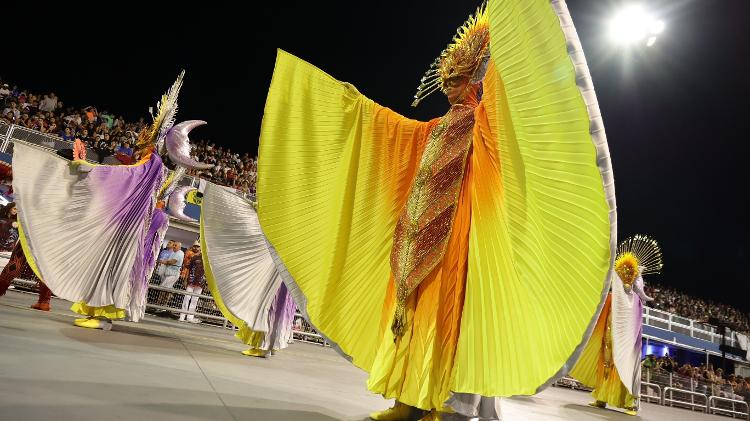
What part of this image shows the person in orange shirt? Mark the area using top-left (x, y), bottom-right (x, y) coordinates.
top-left (179, 242), bottom-right (200, 280)
top-left (84, 106), bottom-right (97, 123)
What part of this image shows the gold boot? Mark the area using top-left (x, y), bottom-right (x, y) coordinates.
top-left (241, 348), bottom-right (267, 358)
top-left (623, 407), bottom-right (637, 416)
top-left (588, 400), bottom-right (606, 409)
top-left (369, 402), bottom-right (412, 421)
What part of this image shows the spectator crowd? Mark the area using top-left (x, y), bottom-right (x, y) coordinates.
top-left (644, 283), bottom-right (750, 333)
top-left (643, 354), bottom-right (750, 402)
top-left (0, 78), bottom-right (258, 194)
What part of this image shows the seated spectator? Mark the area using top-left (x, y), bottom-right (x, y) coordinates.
top-left (43, 118), bottom-right (58, 135)
top-left (2, 102), bottom-right (20, 121)
top-left (114, 141), bottom-right (134, 164)
top-left (61, 127), bottom-right (75, 141)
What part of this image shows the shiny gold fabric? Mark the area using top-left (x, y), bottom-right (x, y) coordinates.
top-left (389, 103), bottom-right (475, 338)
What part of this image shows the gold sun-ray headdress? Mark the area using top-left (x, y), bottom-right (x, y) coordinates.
top-left (615, 234), bottom-right (663, 286)
top-left (412, 2), bottom-right (490, 106)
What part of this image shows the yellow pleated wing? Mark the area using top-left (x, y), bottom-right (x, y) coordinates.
top-left (257, 50), bottom-right (437, 371)
top-left (450, 0), bottom-right (617, 397)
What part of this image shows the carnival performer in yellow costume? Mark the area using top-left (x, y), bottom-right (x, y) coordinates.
top-left (570, 235), bottom-right (661, 416)
top-left (255, 1), bottom-right (617, 419)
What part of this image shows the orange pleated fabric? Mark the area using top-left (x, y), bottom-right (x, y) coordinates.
top-left (569, 294), bottom-right (635, 409)
top-left (367, 146), bottom-right (473, 411)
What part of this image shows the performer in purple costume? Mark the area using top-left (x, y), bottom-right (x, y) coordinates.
top-left (11, 72), bottom-right (213, 330)
top-left (200, 181), bottom-right (298, 358)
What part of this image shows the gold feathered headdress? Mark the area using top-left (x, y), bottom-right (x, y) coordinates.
top-left (412, 2), bottom-right (490, 106)
top-left (135, 71), bottom-right (185, 153)
top-left (615, 234), bottom-right (663, 285)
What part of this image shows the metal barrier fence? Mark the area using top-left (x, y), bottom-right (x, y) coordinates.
top-left (0, 123), bottom-right (95, 160)
top-left (641, 381), bottom-right (663, 404)
top-left (2, 252), bottom-right (326, 347)
top-left (709, 395), bottom-right (750, 419)
top-left (554, 369), bottom-right (750, 419)
top-left (644, 306), bottom-right (740, 348)
top-left (143, 261), bottom-right (327, 346)
top-left (663, 386), bottom-right (708, 412)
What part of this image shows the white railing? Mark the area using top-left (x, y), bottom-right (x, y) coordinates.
top-left (709, 395), bottom-right (750, 419)
top-left (556, 373), bottom-right (749, 418)
top-left (663, 386), bottom-right (708, 412)
top-left (641, 381), bottom-right (663, 404)
top-left (644, 306), bottom-right (739, 348)
top-left (4, 259), bottom-right (326, 347)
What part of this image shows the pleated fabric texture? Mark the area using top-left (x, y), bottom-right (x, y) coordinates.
top-left (258, 50), bottom-right (437, 371)
top-left (611, 276), bottom-right (644, 396)
top-left (201, 181), bottom-right (283, 333)
top-left (257, 0), bottom-right (616, 400)
top-left (568, 294), bottom-right (612, 390)
top-left (131, 207), bottom-right (169, 321)
top-left (13, 141), bottom-right (164, 316)
top-left (568, 292), bottom-right (638, 409)
top-left (240, 283), bottom-right (297, 352)
top-left (367, 154), bottom-right (472, 411)
top-left (451, 0), bottom-right (617, 398)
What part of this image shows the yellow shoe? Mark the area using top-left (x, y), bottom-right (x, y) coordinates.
top-left (623, 408), bottom-right (637, 416)
top-left (588, 401), bottom-right (606, 409)
top-left (241, 348), bottom-right (267, 358)
top-left (74, 318), bottom-right (112, 330)
top-left (369, 402), bottom-right (411, 421)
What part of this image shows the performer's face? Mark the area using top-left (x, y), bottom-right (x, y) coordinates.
top-left (444, 76), bottom-right (470, 105)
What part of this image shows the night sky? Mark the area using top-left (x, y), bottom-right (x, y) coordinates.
top-left (3, 1), bottom-right (749, 309)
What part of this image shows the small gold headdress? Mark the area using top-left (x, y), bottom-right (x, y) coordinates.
top-left (412, 2), bottom-right (490, 106)
top-left (615, 234), bottom-right (663, 286)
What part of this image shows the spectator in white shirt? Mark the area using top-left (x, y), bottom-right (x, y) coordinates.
top-left (2, 102), bottom-right (20, 121)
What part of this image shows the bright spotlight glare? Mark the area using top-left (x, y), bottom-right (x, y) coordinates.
top-left (651, 20), bottom-right (665, 34)
top-left (609, 5), bottom-right (665, 46)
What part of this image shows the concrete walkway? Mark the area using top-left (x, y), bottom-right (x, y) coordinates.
top-left (0, 291), bottom-right (728, 420)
